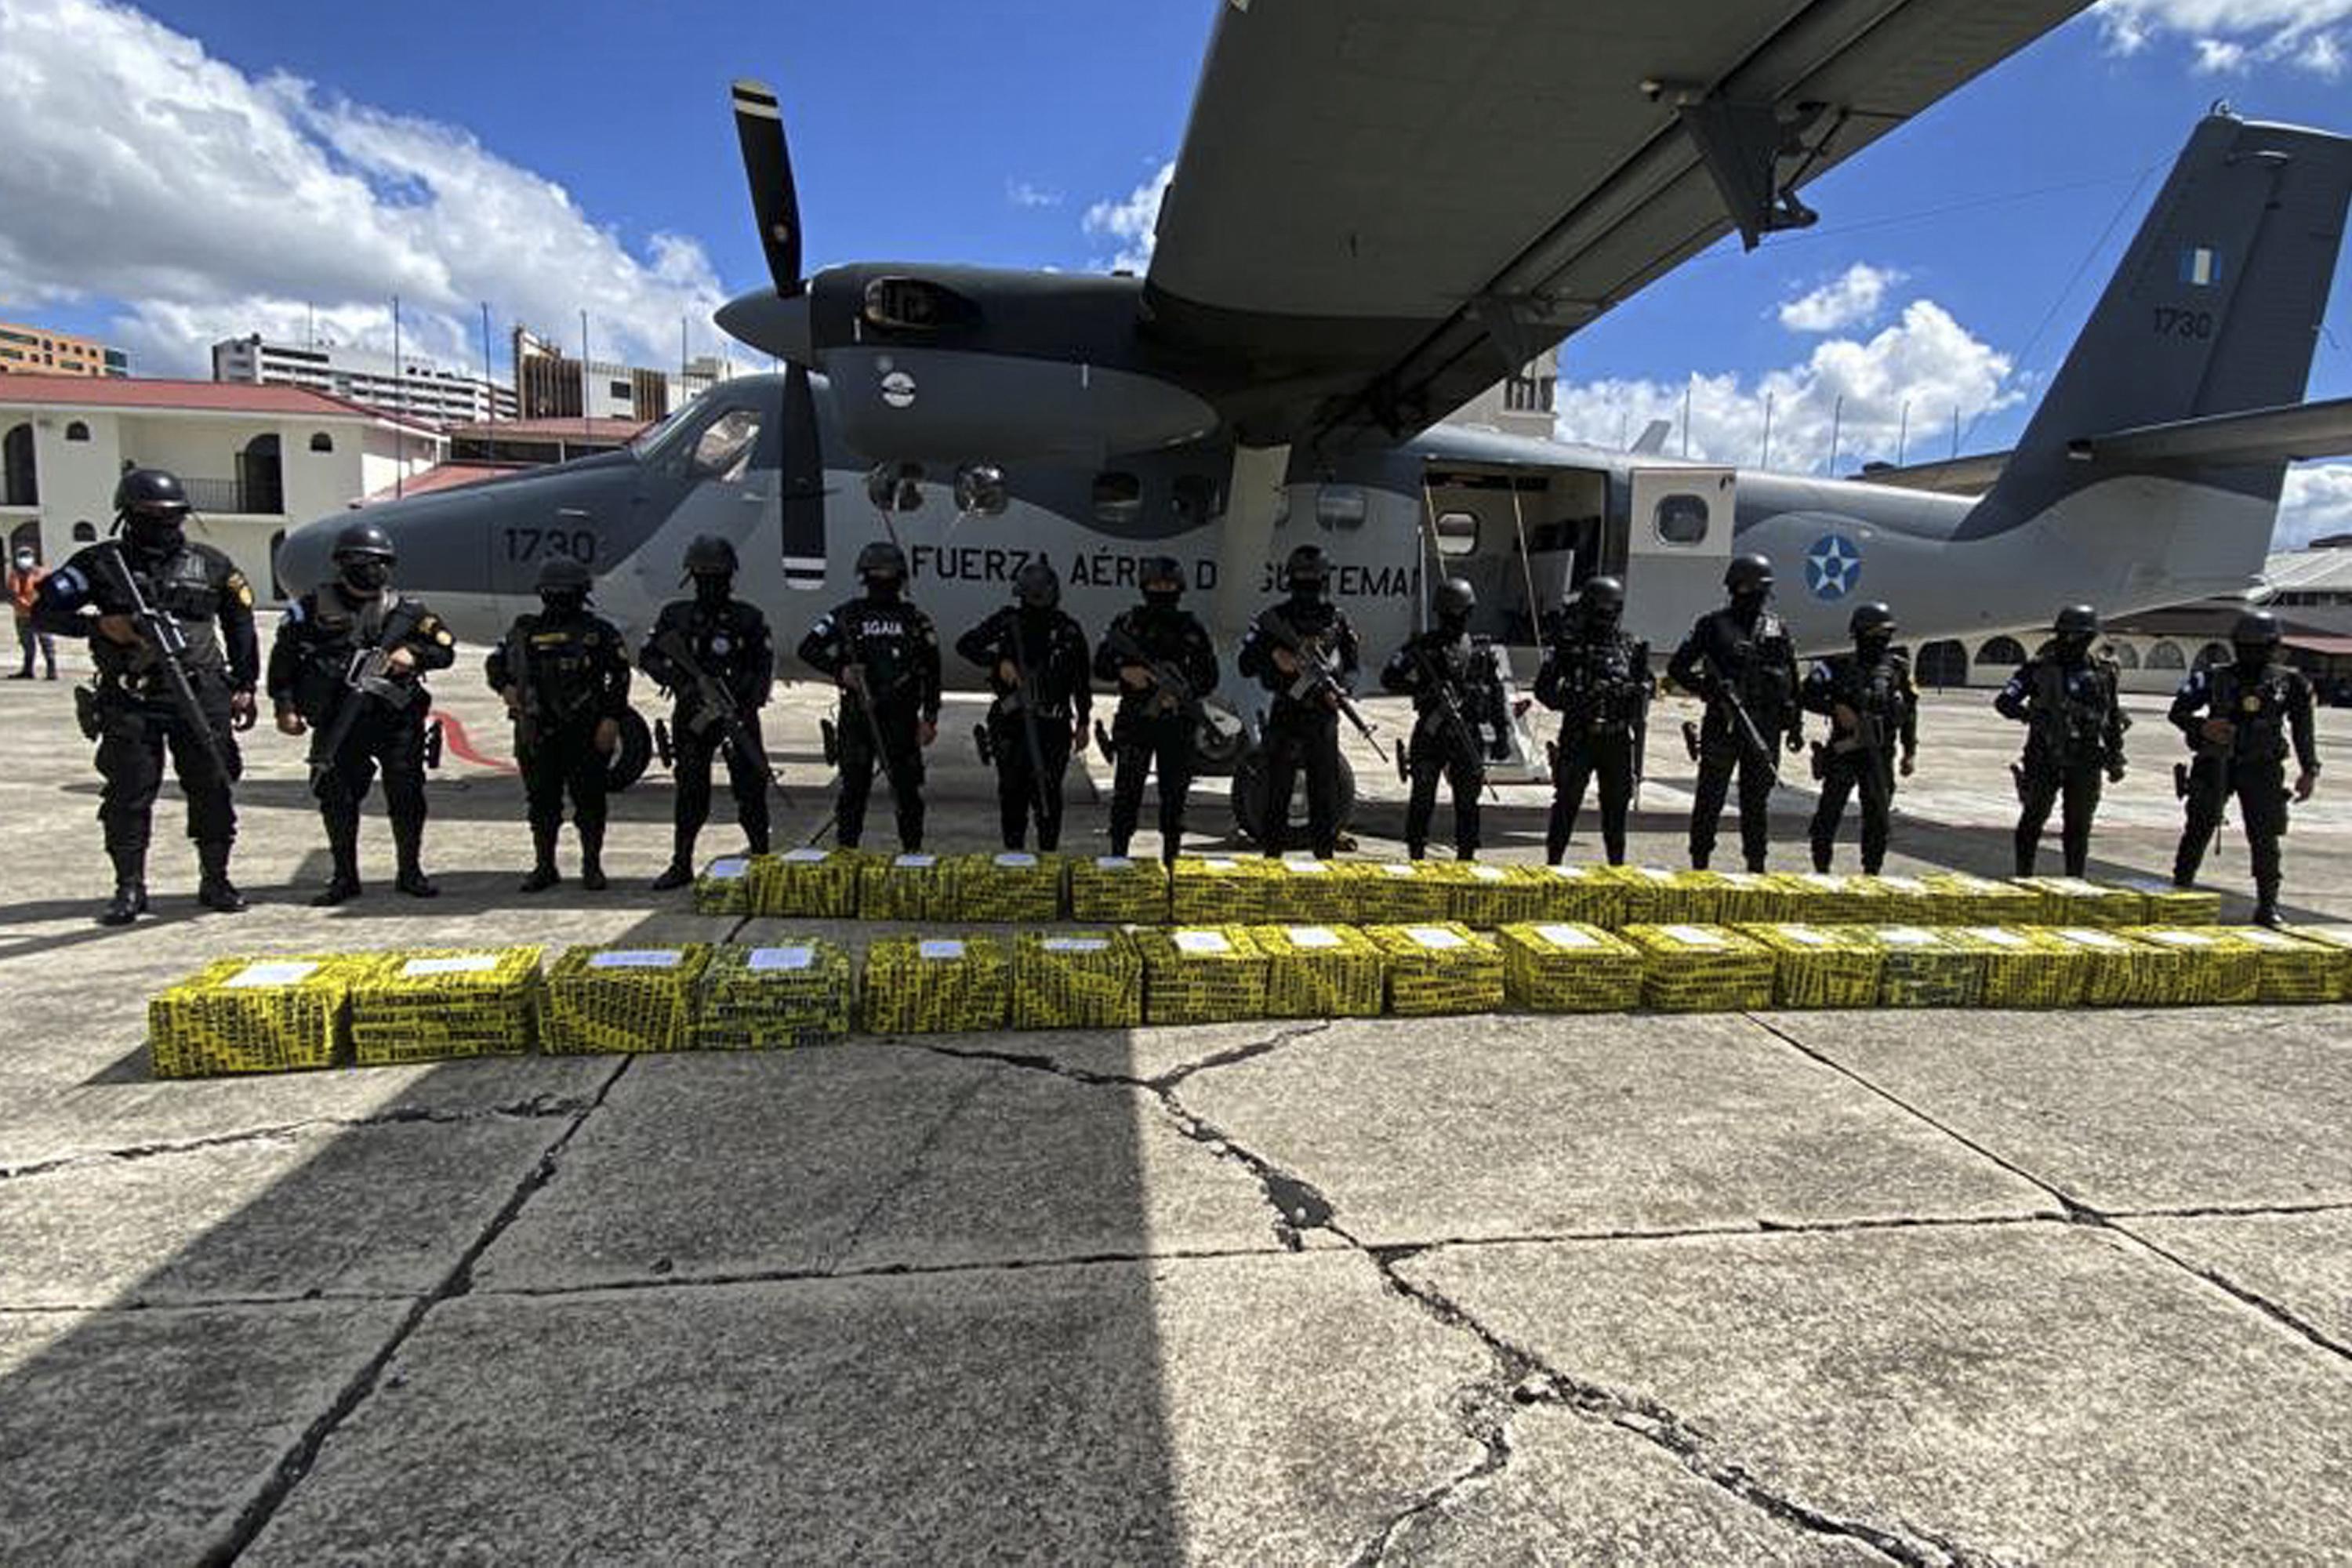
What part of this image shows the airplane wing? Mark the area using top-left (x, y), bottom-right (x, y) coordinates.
top-left (1142, 0), bottom-right (2089, 452)
top-left (1857, 397), bottom-right (2352, 494)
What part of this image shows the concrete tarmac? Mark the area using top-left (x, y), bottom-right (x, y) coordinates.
top-left (2, 648), bottom-right (2349, 1564)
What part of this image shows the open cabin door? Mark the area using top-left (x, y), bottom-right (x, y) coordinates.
top-left (1623, 466), bottom-right (1736, 650)
top-left (1418, 461), bottom-right (1609, 658)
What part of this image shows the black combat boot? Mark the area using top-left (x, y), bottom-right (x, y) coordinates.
top-left (391, 815), bottom-right (438, 898)
top-left (650, 826), bottom-right (695, 891)
top-left (313, 819), bottom-right (362, 906)
top-left (519, 828), bottom-right (561, 894)
top-left (98, 847), bottom-right (148, 927)
top-left (579, 826), bottom-right (608, 892)
top-left (2253, 878), bottom-right (2282, 928)
top-left (196, 840), bottom-right (246, 913)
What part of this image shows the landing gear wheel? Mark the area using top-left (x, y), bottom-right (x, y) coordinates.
top-left (606, 708), bottom-right (653, 793)
top-left (1230, 752), bottom-right (1356, 851)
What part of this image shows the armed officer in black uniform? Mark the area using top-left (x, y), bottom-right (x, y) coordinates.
top-left (955, 560), bottom-right (1092, 851)
top-left (1238, 544), bottom-right (1361, 859)
top-left (267, 521), bottom-right (455, 905)
top-left (2169, 610), bottom-right (2319, 926)
top-left (1802, 601), bottom-right (1918, 874)
top-left (1094, 554), bottom-right (1219, 864)
top-left (1381, 577), bottom-right (1508, 862)
top-left (1994, 604), bottom-right (2128, 877)
top-left (798, 540), bottom-right (941, 851)
top-left (34, 468), bottom-right (259, 924)
top-left (1536, 575), bottom-right (1651, 866)
top-left (1668, 554), bottom-right (1802, 871)
top-left (640, 535), bottom-right (775, 890)
top-left (485, 557), bottom-right (633, 892)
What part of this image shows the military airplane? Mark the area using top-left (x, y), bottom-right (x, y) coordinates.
top-left (278, 1), bottom-right (2352, 840)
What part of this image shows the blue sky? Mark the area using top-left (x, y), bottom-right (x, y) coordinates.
top-left (3, 0), bottom-right (2350, 536)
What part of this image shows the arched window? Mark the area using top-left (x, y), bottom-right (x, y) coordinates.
top-left (2, 423), bottom-right (34, 507)
top-left (238, 433), bottom-right (284, 514)
top-left (71, 521), bottom-right (97, 543)
top-left (2107, 641), bottom-right (2141, 670)
top-left (2147, 641), bottom-right (2186, 670)
top-left (1915, 638), bottom-right (1968, 688)
top-left (1976, 635), bottom-right (2027, 669)
top-left (2194, 641), bottom-right (2232, 671)
top-left (308, 431), bottom-right (334, 453)
top-left (64, 421), bottom-right (90, 443)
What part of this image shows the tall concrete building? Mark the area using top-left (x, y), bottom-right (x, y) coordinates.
top-left (510, 328), bottom-right (735, 425)
top-left (1444, 347), bottom-right (1559, 441)
top-left (212, 335), bottom-right (517, 425)
top-left (0, 322), bottom-right (128, 378)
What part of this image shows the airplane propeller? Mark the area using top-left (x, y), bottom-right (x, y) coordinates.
top-left (730, 78), bottom-right (802, 298)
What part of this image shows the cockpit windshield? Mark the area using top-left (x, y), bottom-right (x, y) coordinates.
top-left (626, 401), bottom-right (704, 459)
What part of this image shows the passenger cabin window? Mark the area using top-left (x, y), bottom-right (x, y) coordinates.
top-left (1093, 472), bottom-right (1142, 528)
top-left (1653, 493), bottom-right (1710, 546)
top-left (1316, 486), bottom-right (1367, 531)
top-left (1433, 511), bottom-right (1479, 557)
top-left (687, 408), bottom-right (761, 482)
top-left (1172, 474), bottom-right (1221, 528)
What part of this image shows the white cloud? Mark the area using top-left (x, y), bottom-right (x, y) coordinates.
top-left (1555, 299), bottom-right (2020, 473)
top-left (0, 0), bottom-right (727, 378)
top-left (2093, 0), bottom-right (2352, 77)
top-left (1006, 180), bottom-right (1062, 210)
top-left (1777, 263), bottom-right (1903, 334)
top-left (2275, 463), bottom-right (2352, 548)
top-left (1082, 161), bottom-right (1174, 274)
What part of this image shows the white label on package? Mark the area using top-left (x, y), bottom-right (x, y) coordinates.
top-left (1094, 856), bottom-right (1133, 869)
top-left (1287, 926), bottom-right (1343, 949)
top-left (1878, 927), bottom-right (1935, 946)
top-left (1639, 868), bottom-right (1675, 884)
top-left (2238, 930), bottom-right (2295, 949)
top-left (1406, 926), bottom-right (1466, 950)
top-left (1471, 866), bottom-right (1506, 882)
top-left (993, 852), bottom-right (1037, 868)
top-left (749, 946), bottom-right (815, 971)
top-left (590, 949), bottom-right (681, 970)
top-left (2146, 931), bottom-right (2211, 948)
top-left (1381, 863), bottom-right (1417, 878)
top-left (1661, 924), bottom-right (1724, 947)
top-left (917, 939), bottom-right (967, 960)
top-left (1877, 877), bottom-right (1926, 893)
top-left (227, 960), bottom-right (321, 989)
top-left (1547, 866), bottom-right (1587, 881)
top-left (1968, 928), bottom-right (2029, 949)
top-left (2058, 929), bottom-right (2128, 950)
top-left (1041, 937), bottom-right (1110, 954)
top-left (401, 955), bottom-right (499, 978)
top-left (895, 854), bottom-right (937, 869)
top-left (1200, 858), bottom-right (1239, 872)
top-left (706, 858), bottom-right (750, 880)
top-left (1173, 931), bottom-right (1232, 956)
top-left (1783, 927), bottom-right (1833, 947)
top-left (1535, 925), bottom-right (1601, 949)
top-left (1720, 873), bottom-right (1762, 888)
top-left (1283, 860), bottom-right (1329, 876)
top-left (782, 848), bottom-right (829, 863)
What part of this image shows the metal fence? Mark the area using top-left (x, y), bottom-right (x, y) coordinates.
top-left (179, 475), bottom-right (284, 515)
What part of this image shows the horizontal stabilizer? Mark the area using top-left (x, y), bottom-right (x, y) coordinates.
top-left (1630, 419), bottom-right (1673, 456)
top-left (1853, 451), bottom-right (2009, 495)
top-left (2064, 395), bottom-right (2352, 469)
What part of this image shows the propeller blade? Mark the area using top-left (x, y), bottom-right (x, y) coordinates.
top-left (731, 78), bottom-right (802, 295)
top-left (779, 361), bottom-right (827, 590)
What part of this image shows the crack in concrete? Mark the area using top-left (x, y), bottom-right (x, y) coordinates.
top-left (2106, 1221), bottom-right (2352, 1364)
top-left (1343, 1377), bottom-right (1517, 1568)
top-left (815, 1073), bottom-right (993, 1276)
top-left (466, 1243), bottom-right (1305, 1299)
top-left (198, 1058), bottom-right (633, 1566)
top-left (1151, 1020), bottom-right (1334, 1089)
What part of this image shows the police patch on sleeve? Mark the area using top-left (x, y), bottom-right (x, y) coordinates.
top-left (227, 572), bottom-right (254, 608)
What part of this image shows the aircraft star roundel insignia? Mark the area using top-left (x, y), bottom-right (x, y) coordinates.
top-left (1804, 533), bottom-right (1863, 601)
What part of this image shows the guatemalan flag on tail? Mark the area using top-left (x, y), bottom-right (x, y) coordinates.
top-left (2180, 245), bottom-right (2222, 287)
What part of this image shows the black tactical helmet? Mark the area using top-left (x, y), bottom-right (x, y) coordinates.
top-left (2053, 604), bottom-right (2100, 637)
top-left (1724, 554), bottom-right (1773, 594)
top-left (1014, 559), bottom-right (1060, 610)
top-left (1283, 543), bottom-right (1332, 589)
top-left (114, 467), bottom-right (191, 521)
top-left (1580, 575), bottom-right (1626, 615)
top-left (332, 521), bottom-right (396, 563)
top-left (1849, 601), bottom-right (1896, 638)
top-left (856, 539), bottom-right (908, 582)
top-left (682, 535), bottom-right (739, 578)
top-left (2232, 609), bottom-right (2282, 648)
top-left (536, 557), bottom-right (593, 594)
top-left (1140, 555), bottom-right (1184, 594)
top-left (1432, 577), bottom-right (1475, 620)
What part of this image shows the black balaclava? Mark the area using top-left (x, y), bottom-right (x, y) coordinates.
top-left (864, 572), bottom-right (904, 606)
top-left (340, 557), bottom-right (391, 597)
top-left (694, 572), bottom-right (732, 609)
top-left (541, 589), bottom-right (589, 619)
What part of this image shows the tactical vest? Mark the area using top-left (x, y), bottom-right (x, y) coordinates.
top-left (2208, 664), bottom-right (2295, 763)
top-left (2029, 659), bottom-right (2114, 764)
top-left (93, 546), bottom-right (229, 683)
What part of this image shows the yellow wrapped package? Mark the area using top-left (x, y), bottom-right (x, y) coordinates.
top-left (752, 846), bottom-right (867, 918)
top-left (2046, 926), bottom-right (2182, 1006)
top-left (1012, 930), bottom-right (1144, 1030)
top-left (1864, 926), bottom-right (1984, 1009)
top-left (1068, 854), bottom-right (1169, 924)
top-left (1529, 863), bottom-right (1629, 928)
top-left (2114, 877), bottom-right (2223, 927)
top-left (1432, 862), bottom-right (1555, 929)
top-left (2231, 927), bottom-right (2343, 1004)
top-left (1768, 872), bottom-right (1886, 926)
top-left (1918, 872), bottom-right (2041, 926)
top-left (1263, 858), bottom-right (1364, 924)
top-left (1171, 856), bottom-right (1276, 925)
top-left (1364, 923), bottom-right (1505, 1016)
top-left (1855, 874), bottom-right (1935, 925)
top-left (950, 851), bottom-right (1064, 924)
top-left (1252, 924), bottom-right (1385, 1018)
top-left (693, 855), bottom-right (758, 916)
top-left (543, 946), bottom-right (712, 1054)
top-left (2011, 877), bottom-right (2147, 927)
top-left (861, 852), bottom-right (955, 922)
top-left (862, 935), bottom-right (1011, 1034)
top-left (347, 947), bottom-right (543, 1065)
top-left (2122, 927), bottom-right (2261, 1007)
top-left (1621, 924), bottom-right (1776, 1012)
top-left (1945, 927), bottom-right (2085, 1009)
top-left (1708, 869), bottom-right (1793, 926)
top-left (150, 955), bottom-right (355, 1079)
top-left (1740, 924), bottom-right (1885, 1009)
top-left (1136, 927), bottom-right (1270, 1025)
top-left (1497, 922), bottom-right (1645, 1013)
top-left (697, 940), bottom-right (855, 1049)
top-left (1352, 861), bottom-right (1455, 925)
top-left (1603, 866), bottom-right (1711, 925)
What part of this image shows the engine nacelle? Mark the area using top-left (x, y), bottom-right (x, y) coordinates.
top-left (822, 346), bottom-right (1221, 466)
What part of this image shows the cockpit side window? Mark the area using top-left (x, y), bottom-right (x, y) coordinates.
top-left (688, 408), bottom-right (762, 482)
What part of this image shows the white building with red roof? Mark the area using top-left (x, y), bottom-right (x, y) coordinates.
top-left (0, 375), bottom-right (444, 599)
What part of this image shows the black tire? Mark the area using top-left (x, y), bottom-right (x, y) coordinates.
top-left (1230, 750), bottom-right (1356, 849)
top-left (606, 707), bottom-right (653, 792)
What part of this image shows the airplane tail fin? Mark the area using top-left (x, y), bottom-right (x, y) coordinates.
top-left (1966, 113), bottom-right (2352, 599)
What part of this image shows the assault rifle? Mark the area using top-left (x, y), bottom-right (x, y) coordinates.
top-left (89, 542), bottom-right (230, 782)
top-left (310, 637), bottom-right (421, 800)
top-left (1103, 624), bottom-right (1206, 726)
top-left (1392, 641), bottom-right (1498, 803)
top-left (1257, 608), bottom-right (1385, 755)
top-left (503, 624), bottom-right (544, 753)
top-left (652, 626), bottom-right (789, 806)
top-left (1682, 649), bottom-right (1780, 786)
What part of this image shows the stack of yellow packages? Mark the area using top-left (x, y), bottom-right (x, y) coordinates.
top-left (1741, 924), bottom-right (1885, 1009)
top-left (1918, 871), bottom-right (2041, 926)
top-left (693, 855), bottom-right (758, 916)
top-left (1011, 930), bottom-right (1144, 1029)
top-left (1253, 924), bottom-right (1385, 1018)
top-left (2232, 927), bottom-right (2343, 1004)
top-left (696, 940), bottom-right (855, 1049)
top-left (1068, 854), bottom-right (1170, 924)
top-left (1433, 862), bottom-right (1554, 929)
top-left (2012, 877), bottom-right (2147, 927)
top-left (1945, 927), bottom-right (2086, 1008)
top-left (1530, 863), bottom-right (1628, 928)
top-left (543, 946), bottom-right (712, 1054)
top-left (1171, 856), bottom-right (1277, 925)
top-left (1352, 861), bottom-right (1454, 925)
top-left (2046, 927), bottom-right (2182, 1005)
top-left (752, 846), bottom-right (866, 918)
top-left (1605, 866), bottom-right (1711, 925)
top-left (2290, 925), bottom-right (2352, 972)
top-left (1365, 923), bottom-right (1505, 1015)
top-left (1769, 872), bottom-right (1886, 927)
top-left (1865, 926), bottom-right (1984, 1009)
top-left (2122, 927), bottom-right (2262, 1007)
top-left (1135, 927), bottom-right (1270, 1025)
top-left (346, 946), bottom-right (543, 1065)
top-left (861, 851), bottom-right (955, 922)
top-left (2115, 877), bottom-right (2223, 926)
top-left (862, 935), bottom-right (1010, 1033)
top-left (950, 851), bottom-right (1064, 924)
top-left (1265, 858), bottom-right (1363, 925)
top-left (1621, 924), bottom-right (1777, 1013)
top-left (1857, 874), bottom-right (1936, 925)
top-left (1497, 922), bottom-right (1645, 1012)
top-left (1709, 869), bottom-right (1794, 926)
top-left (150, 955), bottom-right (355, 1078)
